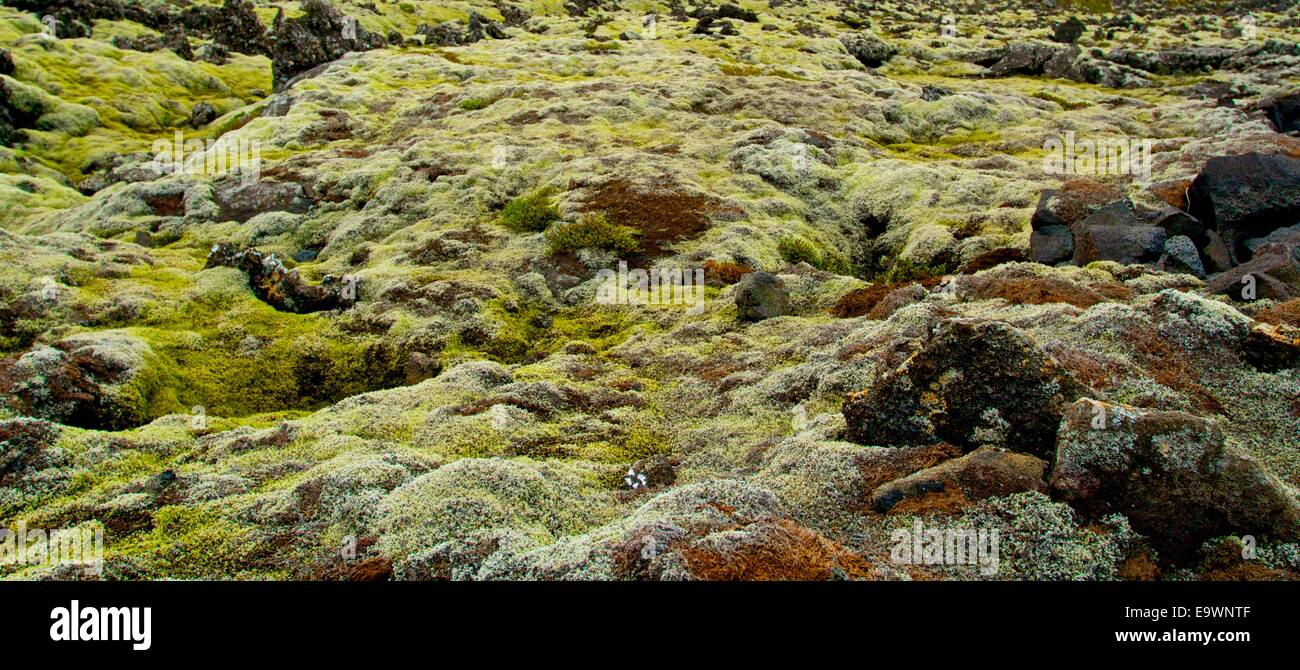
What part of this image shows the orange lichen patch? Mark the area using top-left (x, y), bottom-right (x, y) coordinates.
top-left (576, 178), bottom-right (740, 260)
top-left (679, 519), bottom-right (875, 581)
top-left (1149, 179), bottom-right (1192, 209)
top-left (703, 259), bottom-right (754, 286)
top-left (1253, 299), bottom-right (1300, 328)
top-left (959, 248), bottom-right (1027, 274)
top-left (964, 276), bottom-right (1129, 309)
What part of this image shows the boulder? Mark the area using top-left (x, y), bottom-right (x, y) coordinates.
top-left (1071, 223), bottom-right (1166, 265)
top-left (870, 446), bottom-right (1048, 513)
top-left (734, 271), bottom-right (789, 321)
top-left (1049, 399), bottom-right (1300, 562)
top-left (1158, 235), bottom-right (1206, 278)
top-left (1030, 225), bottom-right (1073, 265)
top-left (1187, 153), bottom-right (1300, 263)
top-left (1258, 90), bottom-right (1300, 134)
top-left (1051, 17), bottom-right (1086, 44)
top-left (189, 101), bottom-right (217, 128)
top-left (0, 332), bottom-right (172, 430)
top-left (841, 32), bottom-right (897, 68)
top-left (843, 319), bottom-right (1091, 458)
top-left (1205, 231), bottom-right (1300, 301)
top-left (211, 179), bottom-right (311, 223)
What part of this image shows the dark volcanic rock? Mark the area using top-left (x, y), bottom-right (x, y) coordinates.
top-left (211, 180), bottom-right (312, 223)
top-left (734, 271), bottom-right (789, 321)
top-left (870, 446), bottom-right (1048, 513)
top-left (1069, 200), bottom-right (1166, 265)
top-left (1051, 17), bottom-right (1086, 44)
top-left (841, 32), bottom-right (897, 68)
top-left (1030, 225), bottom-right (1073, 265)
top-left (1050, 399), bottom-right (1300, 563)
top-left (205, 243), bottom-right (359, 313)
top-left (189, 102), bottom-right (217, 128)
top-left (0, 50), bottom-right (14, 77)
top-left (1258, 90), bottom-right (1300, 134)
top-left (1206, 228), bottom-right (1300, 301)
top-left (270, 0), bottom-right (385, 91)
top-left (1188, 153), bottom-right (1300, 263)
top-left (209, 0), bottom-right (270, 56)
top-left (843, 319), bottom-right (1091, 458)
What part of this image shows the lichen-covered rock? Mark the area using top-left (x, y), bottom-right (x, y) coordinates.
top-left (843, 318), bottom-right (1091, 458)
top-left (841, 32), bottom-right (897, 68)
top-left (1158, 235), bottom-right (1207, 278)
top-left (1049, 399), bottom-right (1300, 562)
top-left (0, 332), bottom-right (174, 430)
top-left (734, 271), bottom-right (789, 321)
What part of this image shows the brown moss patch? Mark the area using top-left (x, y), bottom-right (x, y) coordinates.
top-left (965, 276), bottom-right (1130, 308)
top-left (679, 519), bottom-right (875, 581)
top-left (830, 278), bottom-right (938, 318)
top-left (959, 247), bottom-right (1027, 274)
top-left (576, 178), bottom-right (739, 262)
top-left (703, 259), bottom-right (754, 286)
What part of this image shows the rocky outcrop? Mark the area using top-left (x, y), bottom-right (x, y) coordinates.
top-left (416, 12), bottom-right (508, 47)
top-left (841, 32), bottom-right (897, 68)
top-left (1050, 399), bottom-right (1300, 562)
top-left (843, 319), bottom-right (1091, 458)
top-left (205, 243), bottom-right (359, 313)
top-left (269, 0), bottom-right (385, 90)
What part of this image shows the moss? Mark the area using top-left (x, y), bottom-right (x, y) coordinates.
top-left (458, 97), bottom-right (493, 111)
top-left (546, 212), bottom-right (640, 255)
top-left (499, 189), bottom-right (560, 233)
top-left (778, 236), bottom-right (853, 275)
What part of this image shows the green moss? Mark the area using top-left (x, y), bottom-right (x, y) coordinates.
top-left (458, 97), bottom-right (493, 111)
top-left (778, 236), bottom-right (853, 275)
top-left (546, 212), bottom-right (640, 254)
top-left (499, 189), bottom-right (560, 233)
